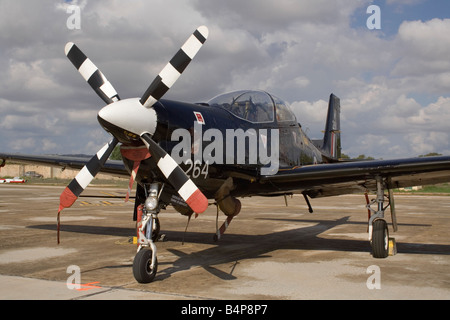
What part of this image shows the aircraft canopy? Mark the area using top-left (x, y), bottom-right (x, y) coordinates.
top-left (208, 90), bottom-right (296, 123)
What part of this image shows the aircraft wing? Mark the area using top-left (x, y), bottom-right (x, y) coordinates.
top-left (0, 152), bottom-right (128, 178)
top-left (260, 156), bottom-right (450, 198)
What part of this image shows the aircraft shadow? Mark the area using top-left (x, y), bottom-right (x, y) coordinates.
top-left (155, 216), bottom-right (449, 281)
top-left (29, 224), bottom-right (135, 237)
top-left (28, 216), bottom-right (450, 282)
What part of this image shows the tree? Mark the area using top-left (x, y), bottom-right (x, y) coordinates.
top-left (419, 152), bottom-right (442, 157)
top-left (109, 145), bottom-right (122, 160)
top-left (356, 154), bottom-right (374, 160)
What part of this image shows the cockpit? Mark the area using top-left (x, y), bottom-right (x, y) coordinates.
top-left (208, 90), bottom-right (297, 123)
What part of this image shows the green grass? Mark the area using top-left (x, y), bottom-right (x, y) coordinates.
top-left (394, 183), bottom-right (450, 194)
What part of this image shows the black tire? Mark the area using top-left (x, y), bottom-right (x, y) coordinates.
top-left (372, 219), bottom-right (389, 258)
top-left (133, 248), bottom-right (158, 283)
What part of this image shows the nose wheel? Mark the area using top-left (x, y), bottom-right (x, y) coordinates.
top-left (133, 248), bottom-right (158, 283)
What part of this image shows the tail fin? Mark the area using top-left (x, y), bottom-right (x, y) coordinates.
top-left (321, 94), bottom-right (341, 159)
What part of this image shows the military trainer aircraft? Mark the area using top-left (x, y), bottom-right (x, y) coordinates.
top-left (2, 26), bottom-right (450, 283)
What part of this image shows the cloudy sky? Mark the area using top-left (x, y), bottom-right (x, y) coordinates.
top-left (1, 0), bottom-right (450, 159)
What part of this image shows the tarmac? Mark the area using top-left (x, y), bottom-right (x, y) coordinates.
top-left (0, 184), bottom-right (449, 300)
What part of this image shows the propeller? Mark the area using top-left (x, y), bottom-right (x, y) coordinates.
top-left (65, 42), bottom-right (120, 105)
top-left (58, 26), bottom-right (209, 242)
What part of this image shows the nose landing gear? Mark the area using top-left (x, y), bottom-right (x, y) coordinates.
top-left (132, 182), bottom-right (161, 283)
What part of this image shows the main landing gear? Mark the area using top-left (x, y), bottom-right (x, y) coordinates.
top-left (133, 183), bottom-right (161, 283)
top-left (365, 176), bottom-right (397, 258)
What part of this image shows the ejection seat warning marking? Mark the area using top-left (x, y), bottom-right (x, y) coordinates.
top-left (194, 111), bottom-right (205, 124)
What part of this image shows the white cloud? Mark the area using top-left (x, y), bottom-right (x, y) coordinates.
top-left (290, 99), bottom-right (328, 128)
top-left (393, 19), bottom-right (450, 78)
top-left (406, 131), bottom-right (449, 155)
top-left (193, 0), bottom-right (363, 36)
top-left (42, 139), bottom-right (58, 152)
top-left (10, 138), bottom-right (36, 151)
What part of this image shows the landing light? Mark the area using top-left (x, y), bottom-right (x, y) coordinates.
top-left (145, 196), bottom-right (158, 211)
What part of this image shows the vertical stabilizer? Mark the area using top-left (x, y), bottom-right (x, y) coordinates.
top-left (321, 94), bottom-right (341, 159)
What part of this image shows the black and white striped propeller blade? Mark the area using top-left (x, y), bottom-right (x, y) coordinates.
top-left (141, 133), bottom-right (208, 214)
top-left (57, 138), bottom-right (118, 243)
top-left (59, 43), bottom-right (121, 224)
top-left (140, 25), bottom-right (208, 108)
top-left (65, 42), bottom-right (120, 105)
top-left (58, 43), bottom-right (121, 243)
top-left (138, 27), bottom-right (209, 213)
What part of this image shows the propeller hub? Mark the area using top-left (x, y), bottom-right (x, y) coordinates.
top-left (97, 98), bottom-right (157, 144)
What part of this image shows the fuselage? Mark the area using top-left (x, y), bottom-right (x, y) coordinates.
top-left (99, 90), bottom-right (326, 199)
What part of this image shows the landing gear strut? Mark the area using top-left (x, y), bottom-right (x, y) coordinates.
top-left (366, 176), bottom-right (396, 258)
top-left (132, 182), bottom-right (161, 283)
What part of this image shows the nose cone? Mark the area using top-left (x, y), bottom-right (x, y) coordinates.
top-left (97, 98), bottom-right (157, 143)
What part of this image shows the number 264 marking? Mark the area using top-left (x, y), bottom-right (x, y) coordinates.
top-left (184, 159), bottom-right (209, 179)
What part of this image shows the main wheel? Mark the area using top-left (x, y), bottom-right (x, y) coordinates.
top-left (372, 219), bottom-right (389, 258)
top-left (133, 248), bottom-right (158, 283)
